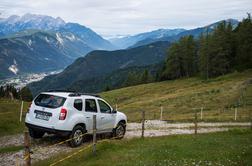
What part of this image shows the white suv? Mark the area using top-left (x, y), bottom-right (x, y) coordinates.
top-left (25, 91), bottom-right (127, 147)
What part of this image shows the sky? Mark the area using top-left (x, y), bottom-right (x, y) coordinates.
top-left (0, 0), bottom-right (251, 38)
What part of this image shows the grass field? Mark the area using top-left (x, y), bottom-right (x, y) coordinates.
top-left (0, 99), bottom-right (29, 137)
top-left (101, 70), bottom-right (252, 122)
top-left (0, 70), bottom-right (251, 137)
top-left (34, 129), bottom-right (252, 166)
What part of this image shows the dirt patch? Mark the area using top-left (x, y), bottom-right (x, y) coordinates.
top-left (0, 134), bottom-right (24, 148)
top-left (125, 128), bottom-right (230, 138)
top-left (127, 120), bottom-right (251, 131)
top-left (0, 144), bottom-right (73, 166)
top-left (0, 134), bottom-right (74, 166)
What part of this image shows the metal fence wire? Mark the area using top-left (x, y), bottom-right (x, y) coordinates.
top-left (19, 111), bottom-right (252, 166)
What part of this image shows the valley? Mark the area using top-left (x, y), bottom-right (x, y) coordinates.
top-left (0, 70), bottom-right (61, 89)
top-left (0, 14), bottom-right (115, 79)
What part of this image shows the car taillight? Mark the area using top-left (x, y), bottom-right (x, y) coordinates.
top-left (27, 103), bottom-right (32, 113)
top-left (59, 108), bottom-right (67, 120)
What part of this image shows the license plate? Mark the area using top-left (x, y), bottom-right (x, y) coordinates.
top-left (35, 110), bottom-right (51, 121)
top-left (35, 113), bottom-right (50, 121)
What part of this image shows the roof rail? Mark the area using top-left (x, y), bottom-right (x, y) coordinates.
top-left (46, 89), bottom-right (76, 93)
top-left (68, 93), bottom-right (100, 97)
top-left (81, 93), bottom-right (101, 97)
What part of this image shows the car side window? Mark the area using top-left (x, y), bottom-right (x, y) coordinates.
top-left (85, 99), bottom-right (97, 112)
top-left (98, 100), bottom-right (111, 113)
top-left (74, 99), bottom-right (83, 111)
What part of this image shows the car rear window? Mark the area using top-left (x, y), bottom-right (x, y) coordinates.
top-left (34, 94), bottom-right (66, 108)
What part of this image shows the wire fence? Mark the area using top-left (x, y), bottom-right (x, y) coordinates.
top-left (117, 105), bottom-right (252, 122)
top-left (5, 107), bottom-right (252, 165)
top-left (8, 80), bottom-right (252, 165)
top-left (19, 114), bottom-right (125, 166)
top-left (17, 111), bottom-right (252, 166)
top-left (10, 92), bottom-right (252, 166)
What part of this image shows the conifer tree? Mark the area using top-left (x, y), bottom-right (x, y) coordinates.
top-left (234, 13), bottom-right (252, 70)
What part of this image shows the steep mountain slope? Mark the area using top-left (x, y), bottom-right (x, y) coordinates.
top-left (0, 30), bottom-right (92, 78)
top-left (28, 41), bottom-right (171, 95)
top-left (0, 13), bottom-right (115, 50)
top-left (68, 63), bottom-right (162, 93)
top-left (0, 13), bottom-right (117, 78)
top-left (110, 29), bottom-right (185, 49)
top-left (130, 19), bottom-right (239, 48)
top-left (59, 23), bottom-right (115, 50)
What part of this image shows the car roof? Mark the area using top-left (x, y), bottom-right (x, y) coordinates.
top-left (41, 92), bottom-right (100, 99)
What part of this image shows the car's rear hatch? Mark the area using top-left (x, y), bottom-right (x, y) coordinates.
top-left (28, 93), bottom-right (67, 128)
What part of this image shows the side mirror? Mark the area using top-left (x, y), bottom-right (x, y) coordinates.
top-left (112, 109), bottom-right (117, 114)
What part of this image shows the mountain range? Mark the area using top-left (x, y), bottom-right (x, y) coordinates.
top-left (109, 28), bottom-right (185, 49)
top-left (28, 18), bottom-right (240, 95)
top-left (110, 19), bottom-right (239, 49)
top-left (0, 30), bottom-right (92, 78)
top-left (0, 13), bottom-right (240, 95)
top-left (0, 13), bottom-right (115, 78)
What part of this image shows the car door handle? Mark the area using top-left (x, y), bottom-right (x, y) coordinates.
top-left (101, 117), bottom-right (105, 119)
top-left (86, 116), bottom-right (90, 119)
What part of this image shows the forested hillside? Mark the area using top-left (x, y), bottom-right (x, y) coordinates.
top-left (28, 41), bottom-right (170, 95)
top-left (159, 14), bottom-right (252, 80)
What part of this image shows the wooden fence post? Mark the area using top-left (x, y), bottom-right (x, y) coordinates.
top-left (141, 111), bottom-right (145, 138)
top-left (24, 131), bottom-right (31, 166)
top-left (160, 106), bottom-right (163, 121)
top-left (20, 101), bottom-right (24, 122)
top-left (15, 154), bottom-right (19, 166)
top-left (251, 115), bottom-right (252, 130)
top-left (250, 111), bottom-right (252, 130)
top-left (194, 111), bottom-right (198, 135)
top-left (200, 107), bottom-right (203, 120)
top-left (234, 107), bottom-right (237, 121)
top-left (92, 115), bottom-right (97, 156)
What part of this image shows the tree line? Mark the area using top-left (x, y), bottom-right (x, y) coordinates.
top-left (121, 14), bottom-right (251, 88)
top-left (0, 85), bottom-right (33, 101)
top-left (160, 14), bottom-right (252, 80)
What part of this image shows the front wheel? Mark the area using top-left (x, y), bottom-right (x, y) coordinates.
top-left (113, 122), bottom-right (126, 139)
top-left (69, 125), bottom-right (85, 147)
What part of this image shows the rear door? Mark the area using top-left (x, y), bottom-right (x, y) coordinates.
top-left (84, 98), bottom-right (99, 133)
top-left (97, 99), bottom-right (116, 132)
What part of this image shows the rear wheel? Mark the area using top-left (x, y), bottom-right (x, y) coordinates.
top-left (113, 122), bottom-right (126, 139)
top-left (28, 128), bottom-right (45, 139)
top-left (69, 125), bottom-right (85, 147)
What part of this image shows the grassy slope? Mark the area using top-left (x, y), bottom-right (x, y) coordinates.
top-left (0, 99), bottom-right (29, 136)
top-left (101, 70), bottom-right (252, 122)
top-left (35, 129), bottom-right (252, 166)
top-left (0, 70), bottom-right (251, 136)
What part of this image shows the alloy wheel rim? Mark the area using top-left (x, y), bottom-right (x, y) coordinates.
top-left (74, 129), bottom-right (83, 144)
top-left (116, 125), bottom-right (125, 137)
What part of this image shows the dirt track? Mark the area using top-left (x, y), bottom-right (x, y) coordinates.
top-left (0, 121), bottom-right (251, 166)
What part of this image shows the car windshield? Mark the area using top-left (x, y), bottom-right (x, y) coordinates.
top-left (34, 94), bottom-right (66, 108)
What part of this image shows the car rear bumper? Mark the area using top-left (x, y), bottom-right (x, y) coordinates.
top-left (25, 122), bottom-right (71, 137)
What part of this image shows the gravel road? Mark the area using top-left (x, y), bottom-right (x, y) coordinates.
top-left (0, 121), bottom-right (250, 166)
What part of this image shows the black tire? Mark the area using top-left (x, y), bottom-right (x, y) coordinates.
top-left (113, 122), bottom-right (126, 139)
top-left (69, 125), bottom-right (85, 147)
top-left (29, 128), bottom-right (45, 139)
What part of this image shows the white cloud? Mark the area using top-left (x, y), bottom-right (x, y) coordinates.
top-left (0, 0), bottom-right (251, 37)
